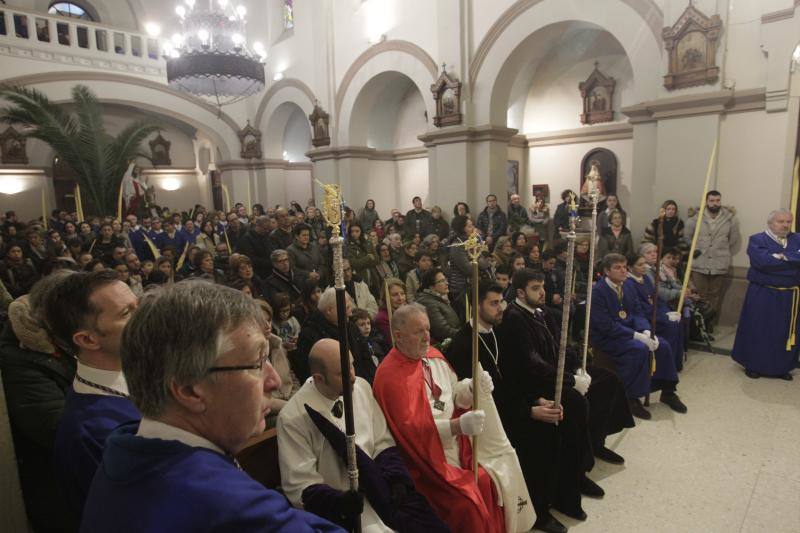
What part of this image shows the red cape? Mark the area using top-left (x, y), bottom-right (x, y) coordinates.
top-left (373, 347), bottom-right (504, 533)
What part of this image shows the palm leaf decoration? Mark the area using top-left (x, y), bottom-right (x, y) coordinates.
top-left (0, 84), bottom-right (160, 216)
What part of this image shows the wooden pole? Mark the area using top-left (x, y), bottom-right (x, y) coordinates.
top-left (678, 141), bottom-right (717, 312)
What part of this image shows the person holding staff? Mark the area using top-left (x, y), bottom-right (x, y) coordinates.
top-left (732, 209), bottom-right (800, 380)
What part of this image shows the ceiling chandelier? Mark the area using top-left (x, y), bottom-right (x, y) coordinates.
top-left (162, 0), bottom-right (267, 107)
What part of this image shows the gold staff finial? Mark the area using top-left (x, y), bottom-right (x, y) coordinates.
top-left (315, 179), bottom-right (342, 238)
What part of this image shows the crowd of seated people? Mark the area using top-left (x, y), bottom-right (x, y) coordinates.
top-left (0, 192), bottom-right (705, 533)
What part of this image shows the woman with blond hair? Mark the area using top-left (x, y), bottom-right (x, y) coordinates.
top-left (373, 278), bottom-right (407, 348)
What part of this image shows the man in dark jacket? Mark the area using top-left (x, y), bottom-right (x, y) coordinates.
top-left (265, 249), bottom-right (303, 303)
top-left (269, 207), bottom-right (295, 251)
top-left (235, 215), bottom-right (273, 279)
top-left (493, 270), bottom-right (633, 530)
top-left (405, 196), bottom-right (432, 238)
top-left (287, 223), bottom-right (328, 286)
top-left (293, 287), bottom-right (376, 385)
top-left (476, 194), bottom-right (508, 251)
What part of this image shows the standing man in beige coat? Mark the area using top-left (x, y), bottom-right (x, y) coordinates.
top-left (684, 190), bottom-right (740, 324)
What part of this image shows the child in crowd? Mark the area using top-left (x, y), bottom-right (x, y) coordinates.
top-left (272, 291), bottom-right (301, 353)
top-left (351, 308), bottom-right (386, 368)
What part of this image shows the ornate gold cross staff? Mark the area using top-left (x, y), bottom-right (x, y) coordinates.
top-left (316, 179), bottom-right (361, 533)
top-left (460, 230), bottom-right (487, 481)
top-left (554, 193), bottom-right (579, 425)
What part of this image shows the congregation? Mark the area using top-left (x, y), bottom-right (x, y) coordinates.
top-left (0, 187), bottom-right (775, 533)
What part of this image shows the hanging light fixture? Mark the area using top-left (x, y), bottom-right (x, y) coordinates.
top-left (163, 0), bottom-right (267, 107)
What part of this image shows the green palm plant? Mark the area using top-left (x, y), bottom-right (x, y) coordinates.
top-left (0, 84), bottom-right (159, 216)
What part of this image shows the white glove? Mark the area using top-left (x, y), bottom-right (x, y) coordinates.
top-left (633, 331), bottom-right (650, 346)
top-left (459, 410), bottom-right (486, 436)
top-left (667, 311), bottom-right (681, 322)
top-left (650, 335), bottom-right (660, 350)
top-left (634, 331), bottom-right (659, 351)
top-left (573, 372), bottom-right (591, 395)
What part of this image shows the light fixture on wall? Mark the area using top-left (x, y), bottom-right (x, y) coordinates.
top-left (162, 0), bottom-right (267, 108)
top-left (0, 178), bottom-right (25, 195)
top-left (161, 177), bottom-right (182, 191)
top-left (273, 71), bottom-right (284, 81)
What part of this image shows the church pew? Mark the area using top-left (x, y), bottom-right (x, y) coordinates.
top-left (236, 428), bottom-right (281, 490)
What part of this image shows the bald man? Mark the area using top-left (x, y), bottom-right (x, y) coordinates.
top-left (277, 339), bottom-right (446, 533)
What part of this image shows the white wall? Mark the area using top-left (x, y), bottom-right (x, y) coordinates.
top-left (526, 138), bottom-right (634, 221)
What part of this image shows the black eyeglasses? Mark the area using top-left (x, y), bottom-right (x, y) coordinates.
top-left (208, 354), bottom-right (268, 375)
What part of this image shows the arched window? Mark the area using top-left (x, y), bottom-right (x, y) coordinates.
top-left (48, 2), bottom-right (94, 21)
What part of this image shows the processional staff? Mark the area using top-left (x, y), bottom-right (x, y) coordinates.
top-left (678, 141), bottom-right (718, 312)
top-left (553, 193), bottom-right (579, 425)
top-left (317, 180), bottom-right (362, 533)
top-left (462, 231), bottom-right (487, 482)
top-left (580, 165), bottom-right (601, 372)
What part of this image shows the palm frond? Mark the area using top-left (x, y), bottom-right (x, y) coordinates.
top-left (0, 84), bottom-right (159, 215)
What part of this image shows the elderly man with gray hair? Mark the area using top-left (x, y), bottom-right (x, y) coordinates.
top-left (265, 248), bottom-right (303, 302)
top-left (79, 281), bottom-right (342, 532)
top-left (732, 209), bottom-right (800, 380)
top-left (373, 303), bottom-right (527, 533)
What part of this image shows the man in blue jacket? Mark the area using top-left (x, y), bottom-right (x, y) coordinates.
top-left (80, 281), bottom-right (341, 532)
top-left (589, 253), bottom-right (686, 420)
top-left (45, 270), bottom-right (141, 520)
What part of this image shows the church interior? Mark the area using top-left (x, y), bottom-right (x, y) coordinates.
top-left (0, 0), bottom-right (799, 532)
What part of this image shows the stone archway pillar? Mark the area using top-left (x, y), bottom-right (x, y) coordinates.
top-left (419, 125), bottom-right (518, 213)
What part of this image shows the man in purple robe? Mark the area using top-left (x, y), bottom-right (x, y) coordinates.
top-left (733, 209), bottom-right (800, 380)
top-left (80, 281), bottom-right (341, 532)
top-left (589, 254), bottom-right (686, 420)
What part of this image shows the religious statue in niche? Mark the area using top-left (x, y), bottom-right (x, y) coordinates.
top-left (579, 62), bottom-right (615, 125)
top-left (149, 133), bottom-right (172, 167)
top-left (579, 148), bottom-right (617, 214)
top-left (430, 63), bottom-right (462, 128)
top-left (0, 126), bottom-right (28, 164)
top-left (662, 2), bottom-right (723, 90)
top-left (238, 121), bottom-right (262, 159)
top-left (308, 101), bottom-right (330, 147)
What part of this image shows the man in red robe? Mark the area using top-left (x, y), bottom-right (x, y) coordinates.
top-left (372, 303), bottom-right (506, 533)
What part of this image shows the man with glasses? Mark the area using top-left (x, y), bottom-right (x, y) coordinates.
top-left (265, 249), bottom-right (303, 303)
top-left (45, 271), bottom-right (141, 523)
top-left (80, 281), bottom-right (342, 532)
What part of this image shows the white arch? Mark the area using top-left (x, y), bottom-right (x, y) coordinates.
top-left (471, 0), bottom-right (662, 126)
top-left (4, 73), bottom-right (239, 159)
top-left (256, 85), bottom-right (315, 158)
top-left (336, 51), bottom-right (437, 146)
top-left (263, 101), bottom-right (312, 160)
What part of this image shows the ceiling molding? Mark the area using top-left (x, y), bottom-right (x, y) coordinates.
top-left (417, 125), bottom-right (519, 148)
top-left (622, 88), bottom-right (766, 123)
top-left (305, 145), bottom-right (428, 163)
top-left (217, 159), bottom-right (314, 171)
top-left (525, 123), bottom-right (633, 147)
